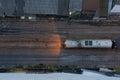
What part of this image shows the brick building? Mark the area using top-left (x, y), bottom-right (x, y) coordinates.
top-left (82, 0), bottom-right (99, 14)
top-left (82, 0), bottom-right (115, 18)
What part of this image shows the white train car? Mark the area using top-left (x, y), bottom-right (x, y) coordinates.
top-left (80, 39), bottom-right (113, 48)
top-left (64, 40), bottom-right (79, 48)
top-left (64, 39), bottom-right (113, 48)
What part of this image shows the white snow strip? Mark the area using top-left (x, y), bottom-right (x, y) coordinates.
top-left (0, 71), bottom-right (119, 80)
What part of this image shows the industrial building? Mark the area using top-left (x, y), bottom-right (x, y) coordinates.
top-left (0, 0), bottom-right (118, 19)
top-left (24, 0), bottom-right (69, 16)
top-left (0, 0), bottom-right (69, 17)
top-left (82, 0), bottom-right (116, 18)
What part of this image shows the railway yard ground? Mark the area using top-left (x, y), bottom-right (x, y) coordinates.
top-left (0, 20), bottom-right (120, 67)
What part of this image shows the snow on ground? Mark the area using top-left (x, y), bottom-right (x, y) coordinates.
top-left (0, 71), bottom-right (119, 80)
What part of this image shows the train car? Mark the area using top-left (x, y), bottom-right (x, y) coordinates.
top-left (64, 40), bottom-right (79, 48)
top-left (64, 39), bottom-right (113, 48)
top-left (80, 39), bottom-right (113, 48)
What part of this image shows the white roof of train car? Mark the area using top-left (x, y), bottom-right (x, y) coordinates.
top-left (80, 40), bottom-right (112, 48)
top-left (64, 39), bottom-right (113, 48)
top-left (64, 40), bottom-right (78, 48)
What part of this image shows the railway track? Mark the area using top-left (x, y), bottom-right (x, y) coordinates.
top-left (0, 41), bottom-right (62, 49)
top-left (0, 21), bottom-right (119, 67)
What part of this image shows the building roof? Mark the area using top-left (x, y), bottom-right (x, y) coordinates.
top-left (0, 0), bottom-right (15, 16)
top-left (82, 0), bottom-right (99, 12)
top-left (0, 0), bottom-right (69, 16)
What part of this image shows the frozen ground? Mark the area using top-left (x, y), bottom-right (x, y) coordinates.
top-left (0, 70), bottom-right (119, 80)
